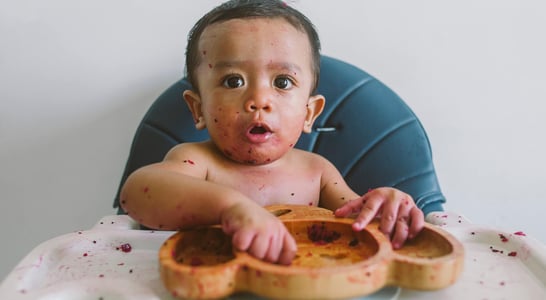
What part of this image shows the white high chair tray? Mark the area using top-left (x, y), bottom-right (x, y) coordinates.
top-left (1, 213), bottom-right (545, 299)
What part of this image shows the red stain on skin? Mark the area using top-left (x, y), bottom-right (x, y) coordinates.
top-left (289, 143), bottom-right (294, 147)
top-left (208, 63), bottom-right (212, 69)
top-left (308, 202), bottom-right (312, 206)
top-left (514, 231), bottom-right (526, 236)
top-left (202, 50), bottom-right (207, 55)
top-left (183, 159), bottom-right (195, 165)
top-left (143, 187), bottom-right (149, 193)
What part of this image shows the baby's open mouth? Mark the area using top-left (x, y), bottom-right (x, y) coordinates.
top-left (246, 124), bottom-right (273, 143)
top-left (249, 126), bottom-right (268, 134)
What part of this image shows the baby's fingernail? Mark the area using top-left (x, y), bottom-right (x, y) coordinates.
top-left (392, 242), bottom-right (400, 249)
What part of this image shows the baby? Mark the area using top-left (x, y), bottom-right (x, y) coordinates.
top-left (120, 0), bottom-right (424, 265)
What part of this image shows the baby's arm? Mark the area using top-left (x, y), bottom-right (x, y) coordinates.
top-left (120, 143), bottom-right (296, 264)
top-left (318, 158), bottom-right (424, 249)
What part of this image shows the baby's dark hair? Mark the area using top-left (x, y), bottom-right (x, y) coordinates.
top-left (185, 0), bottom-right (321, 93)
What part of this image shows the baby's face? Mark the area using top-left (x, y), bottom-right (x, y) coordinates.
top-left (187, 17), bottom-right (322, 165)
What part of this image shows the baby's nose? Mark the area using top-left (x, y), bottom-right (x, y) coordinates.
top-left (244, 90), bottom-right (272, 112)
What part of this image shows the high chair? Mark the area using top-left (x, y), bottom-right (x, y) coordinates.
top-left (113, 55), bottom-right (446, 217)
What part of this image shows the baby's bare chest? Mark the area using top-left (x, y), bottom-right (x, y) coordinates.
top-left (208, 166), bottom-right (322, 206)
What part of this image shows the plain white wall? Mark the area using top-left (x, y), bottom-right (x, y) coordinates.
top-left (1, 0), bottom-right (545, 280)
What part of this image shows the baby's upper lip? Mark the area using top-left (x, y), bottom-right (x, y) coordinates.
top-left (247, 122), bottom-right (273, 134)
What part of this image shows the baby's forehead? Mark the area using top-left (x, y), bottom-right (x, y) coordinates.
top-left (200, 16), bottom-right (304, 41)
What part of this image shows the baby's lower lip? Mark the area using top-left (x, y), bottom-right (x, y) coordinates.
top-left (245, 131), bottom-right (272, 143)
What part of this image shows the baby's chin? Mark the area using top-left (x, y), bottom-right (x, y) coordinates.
top-left (222, 148), bottom-right (284, 166)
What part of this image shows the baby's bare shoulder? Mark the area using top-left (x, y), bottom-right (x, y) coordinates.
top-left (289, 148), bottom-right (334, 168)
top-left (164, 141), bottom-right (218, 163)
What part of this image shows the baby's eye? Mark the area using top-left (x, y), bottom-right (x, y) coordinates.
top-left (274, 76), bottom-right (293, 90)
top-left (222, 75), bottom-right (244, 88)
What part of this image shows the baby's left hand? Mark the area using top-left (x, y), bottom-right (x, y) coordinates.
top-left (334, 187), bottom-right (424, 249)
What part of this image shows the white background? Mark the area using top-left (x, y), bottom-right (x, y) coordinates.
top-left (1, 0), bottom-right (545, 279)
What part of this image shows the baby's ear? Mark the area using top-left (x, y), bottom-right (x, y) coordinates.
top-left (303, 94), bottom-right (325, 133)
top-left (183, 90), bottom-right (206, 130)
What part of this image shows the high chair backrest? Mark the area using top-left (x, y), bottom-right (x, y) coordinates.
top-left (113, 56), bottom-right (445, 216)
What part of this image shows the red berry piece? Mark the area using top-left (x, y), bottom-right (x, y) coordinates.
top-left (120, 243), bottom-right (132, 253)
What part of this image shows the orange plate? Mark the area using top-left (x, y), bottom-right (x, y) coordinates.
top-left (159, 205), bottom-right (464, 299)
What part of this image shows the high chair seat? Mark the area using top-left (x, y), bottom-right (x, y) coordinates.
top-left (113, 55), bottom-right (445, 216)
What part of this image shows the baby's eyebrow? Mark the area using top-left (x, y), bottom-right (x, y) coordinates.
top-left (267, 61), bottom-right (302, 74)
top-left (212, 60), bottom-right (239, 69)
top-left (212, 60), bottom-right (302, 74)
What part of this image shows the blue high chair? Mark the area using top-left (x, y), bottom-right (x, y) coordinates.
top-left (113, 55), bottom-right (445, 217)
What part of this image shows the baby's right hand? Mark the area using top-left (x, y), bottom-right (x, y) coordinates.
top-left (220, 203), bottom-right (297, 265)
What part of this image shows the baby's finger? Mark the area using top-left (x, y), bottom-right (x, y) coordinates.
top-left (334, 198), bottom-right (363, 217)
top-left (232, 229), bottom-right (254, 252)
top-left (248, 234), bottom-right (271, 260)
top-left (264, 233), bottom-right (282, 263)
top-left (278, 233), bottom-right (297, 265)
top-left (391, 217), bottom-right (409, 249)
top-left (408, 207), bottom-right (425, 239)
top-left (379, 197), bottom-right (399, 236)
top-left (352, 198), bottom-right (381, 231)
